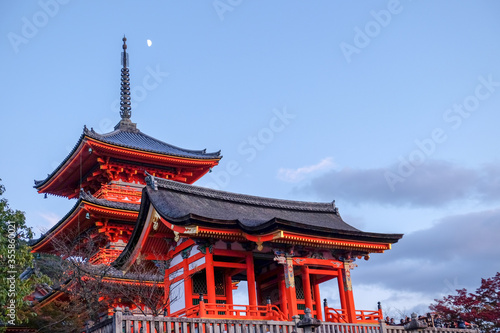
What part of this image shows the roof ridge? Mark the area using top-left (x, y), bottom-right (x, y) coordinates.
top-left (84, 126), bottom-right (221, 158)
top-left (149, 176), bottom-right (338, 214)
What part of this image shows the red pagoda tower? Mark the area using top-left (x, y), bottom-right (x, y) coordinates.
top-left (32, 36), bottom-right (221, 266)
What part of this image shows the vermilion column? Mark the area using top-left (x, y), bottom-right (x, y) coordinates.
top-left (342, 262), bottom-right (357, 323)
top-left (337, 269), bottom-right (347, 318)
top-left (246, 253), bottom-right (257, 307)
top-left (183, 258), bottom-right (192, 308)
top-left (279, 272), bottom-right (289, 319)
top-left (284, 256), bottom-right (298, 318)
top-left (205, 251), bottom-right (216, 305)
top-left (313, 276), bottom-right (323, 320)
top-left (303, 266), bottom-right (313, 313)
top-left (225, 272), bottom-right (233, 305)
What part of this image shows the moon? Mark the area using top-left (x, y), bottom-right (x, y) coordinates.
top-left (147, 39), bottom-right (152, 47)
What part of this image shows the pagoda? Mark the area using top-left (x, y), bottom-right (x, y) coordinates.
top-left (32, 36), bottom-right (221, 266)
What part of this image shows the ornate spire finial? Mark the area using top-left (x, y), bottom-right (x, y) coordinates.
top-left (120, 35), bottom-right (131, 120)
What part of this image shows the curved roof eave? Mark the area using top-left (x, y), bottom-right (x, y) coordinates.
top-left (31, 193), bottom-right (140, 252)
top-left (34, 126), bottom-right (222, 191)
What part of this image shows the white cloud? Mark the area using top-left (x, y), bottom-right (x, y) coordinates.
top-left (277, 157), bottom-right (336, 183)
top-left (38, 211), bottom-right (60, 228)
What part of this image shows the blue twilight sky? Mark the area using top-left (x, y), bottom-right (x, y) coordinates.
top-left (1, 1), bottom-right (500, 318)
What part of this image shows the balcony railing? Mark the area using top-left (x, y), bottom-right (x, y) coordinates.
top-left (93, 184), bottom-right (142, 204)
top-left (324, 307), bottom-right (383, 324)
top-left (170, 303), bottom-right (288, 321)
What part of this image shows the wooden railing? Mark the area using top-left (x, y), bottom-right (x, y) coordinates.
top-left (324, 307), bottom-right (382, 324)
top-left (86, 309), bottom-right (481, 333)
top-left (170, 303), bottom-right (287, 321)
top-left (94, 184), bottom-right (142, 204)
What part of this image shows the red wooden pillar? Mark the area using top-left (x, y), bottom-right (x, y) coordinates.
top-left (284, 256), bottom-right (298, 319)
top-left (303, 266), bottom-right (313, 313)
top-left (313, 276), bottom-right (323, 320)
top-left (337, 269), bottom-right (347, 319)
top-left (205, 251), bottom-right (216, 305)
top-left (246, 252), bottom-right (257, 307)
top-left (225, 272), bottom-right (233, 305)
top-left (183, 258), bottom-right (193, 308)
top-left (279, 272), bottom-right (289, 319)
top-left (341, 262), bottom-right (357, 323)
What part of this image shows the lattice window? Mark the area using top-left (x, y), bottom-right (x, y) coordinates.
top-left (191, 270), bottom-right (225, 296)
top-left (295, 276), bottom-right (304, 300)
top-left (192, 271), bottom-right (207, 295)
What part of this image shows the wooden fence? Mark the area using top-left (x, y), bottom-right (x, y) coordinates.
top-left (86, 309), bottom-right (480, 333)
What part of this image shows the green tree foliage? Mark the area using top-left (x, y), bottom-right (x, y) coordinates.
top-left (430, 272), bottom-right (500, 332)
top-left (0, 179), bottom-right (46, 331)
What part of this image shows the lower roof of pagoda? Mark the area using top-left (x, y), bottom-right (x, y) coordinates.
top-left (113, 176), bottom-right (403, 269)
top-left (34, 125), bottom-right (222, 197)
top-left (31, 191), bottom-right (140, 253)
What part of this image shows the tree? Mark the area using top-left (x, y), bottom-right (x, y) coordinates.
top-left (0, 179), bottom-right (47, 332)
top-left (30, 230), bottom-right (181, 332)
top-left (430, 272), bottom-right (500, 332)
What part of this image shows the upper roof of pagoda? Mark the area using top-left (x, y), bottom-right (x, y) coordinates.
top-left (33, 123), bottom-right (221, 197)
top-left (34, 37), bottom-right (221, 197)
top-left (88, 120), bottom-right (221, 160)
top-left (113, 176), bottom-right (403, 269)
top-left (31, 191), bottom-right (140, 254)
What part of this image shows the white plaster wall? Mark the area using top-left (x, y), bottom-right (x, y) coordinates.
top-left (170, 252), bottom-right (183, 268)
top-left (189, 257), bottom-right (205, 271)
top-left (168, 280), bottom-right (185, 314)
top-left (169, 267), bottom-right (184, 281)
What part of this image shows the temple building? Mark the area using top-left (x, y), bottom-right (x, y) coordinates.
top-left (31, 37), bottom-right (403, 324)
top-left (112, 176), bottom-right (402, 323)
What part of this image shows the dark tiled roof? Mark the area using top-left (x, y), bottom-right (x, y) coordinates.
top-left (145, 177), bottom-right (403, 242)
top-left (31, 192), bottom-right (140, 248)
top-left (85, 125), bottom-right (221, 159)
top-left (34, 123), bottom-right (221, 189)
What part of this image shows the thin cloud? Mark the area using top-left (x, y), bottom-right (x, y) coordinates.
top-left (277, 157), bottom-right (336, 183)
top-left (294, 160), bottom-right (500, 207)
top-left (38, 211), bottom-right (60, 227)
top-left (353, 209), bottom-right (500, 296)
